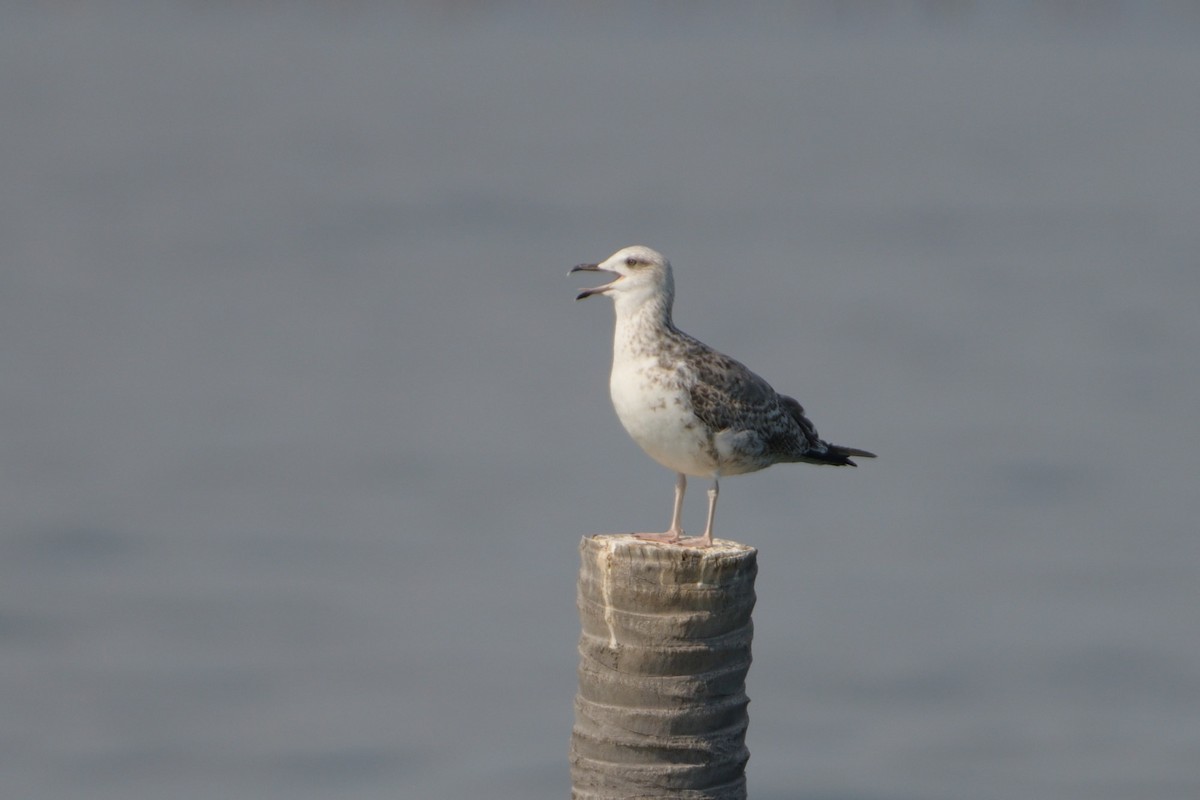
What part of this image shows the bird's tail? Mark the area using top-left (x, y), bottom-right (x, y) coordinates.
top-left (813, 444), bottom-right (877, 467)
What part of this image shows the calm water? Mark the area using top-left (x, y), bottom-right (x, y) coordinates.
top-left (2, 4), bottom-right (1199, 799)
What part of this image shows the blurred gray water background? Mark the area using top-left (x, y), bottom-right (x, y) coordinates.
top-left (2, 2), bottom-right (1199, 798)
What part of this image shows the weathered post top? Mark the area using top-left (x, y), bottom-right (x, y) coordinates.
top-left (570, 534), bottom-right (758, 800)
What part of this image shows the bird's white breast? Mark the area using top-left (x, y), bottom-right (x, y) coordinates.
top-left (608, 347), bottom-right (718, 478)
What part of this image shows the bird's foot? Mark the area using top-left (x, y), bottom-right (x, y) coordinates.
top-left (676, 535), bottom-right (714, 548)
top-left (633, 530), bottom-right (715, 548)
top-left (633, 529), bottom-right (684, 545)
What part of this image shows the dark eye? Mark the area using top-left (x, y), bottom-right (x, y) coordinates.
top-left (625, 256), bottom-right (640, 267)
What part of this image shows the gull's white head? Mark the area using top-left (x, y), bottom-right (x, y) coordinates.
top-left (571, 245), bottom-right (674, 312)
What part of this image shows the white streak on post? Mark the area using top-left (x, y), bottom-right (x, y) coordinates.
top-left (598, 536), bottom-right (618, 648)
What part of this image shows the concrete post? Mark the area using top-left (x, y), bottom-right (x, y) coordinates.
top-left (570, 534), bottom-right (758, 799)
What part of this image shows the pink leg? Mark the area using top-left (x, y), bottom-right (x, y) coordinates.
top-left (635, 473), bottom-right (687, 544)
top-left (679, 477), bottom-right (718, 548)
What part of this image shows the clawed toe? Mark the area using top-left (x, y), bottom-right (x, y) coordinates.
top-left (632, 531), bottom-right (715, 548)
top-left (633, 531), bottom-right (684, 544)
top-left (676, 535), bottom-right (713, 548)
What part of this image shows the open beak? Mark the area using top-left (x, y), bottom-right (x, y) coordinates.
top-left (570, 263), bottom-right (620, 300)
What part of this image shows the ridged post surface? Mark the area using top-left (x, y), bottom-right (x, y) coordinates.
top-left (570, 534), bottom-right (757, 800)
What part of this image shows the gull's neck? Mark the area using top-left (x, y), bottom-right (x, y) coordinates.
top-left (612, 285), bottom-right (678, 358)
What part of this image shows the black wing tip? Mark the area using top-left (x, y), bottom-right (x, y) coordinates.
top-left (828, 445), bottom-right (877, 466)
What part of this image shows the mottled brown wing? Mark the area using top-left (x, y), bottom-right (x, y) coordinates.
top-left (777, 394), bottom-right (824, 452)
top-left (675, 334), bottom-right (820, 464)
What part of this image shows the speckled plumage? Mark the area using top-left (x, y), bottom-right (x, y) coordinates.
top-left (573, 245), bottom-right (874, 546)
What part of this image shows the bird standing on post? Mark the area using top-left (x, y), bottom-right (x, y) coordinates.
top-left (572, 245), bottom-right (875, 548)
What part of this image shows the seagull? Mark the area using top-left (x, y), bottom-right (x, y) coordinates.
top-left (572, 245), bottom-right (875, 548)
